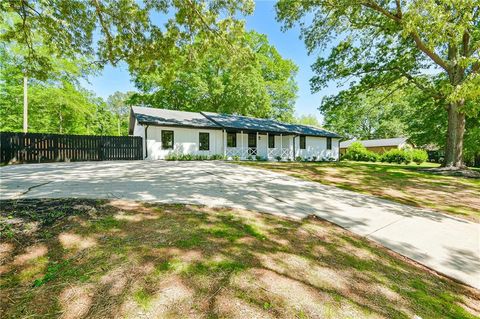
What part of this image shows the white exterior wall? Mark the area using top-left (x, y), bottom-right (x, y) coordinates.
top-left (295, 136), bottom-right (340, 160)
top-left (144, 125), bottom-right (223, 160)
top-left (133, 119), bottom-right (146, 158)
top-left (132, 121), bottom-right (340, 161)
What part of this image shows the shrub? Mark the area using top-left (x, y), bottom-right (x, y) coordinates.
top-left (209, 154), bottom-right (225, 160)
top-left (166, 153), bottom-right (226, 161)
top-left (255, 155), bottom-right (267, 161)
top-left (165, 154), bottom-right (178, 161)
top-left (275, 156), bottom-right (282, 162)
top-left (312, 156), bottom-right (317, 162)
top-left (247, 155), bottom-right (253, 161)
top-left (381, 149), bottom-right (410, 164)
top-left (295, 156), bottom-right (303, 162)
top-left (233, 155), bottom-right (240, 161)
top-left (410, 149), bottom-right (428, 165)
top-left (343, 142), bottom-right (379, 162)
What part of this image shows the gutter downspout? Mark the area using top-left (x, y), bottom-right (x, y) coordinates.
top-left (144, 125), bottom-right (149, 159)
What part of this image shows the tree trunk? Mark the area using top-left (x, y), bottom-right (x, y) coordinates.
top-left (23, 75), bottom-right (28, 133)
top-left (443, 101), bottom-right (465, 168)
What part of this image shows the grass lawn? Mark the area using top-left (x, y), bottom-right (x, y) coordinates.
top-left (1, 199), bottom-right (479, 318)
top-left (238, 161), bottom-right (480, 222)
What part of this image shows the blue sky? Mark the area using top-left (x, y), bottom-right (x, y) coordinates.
top-left (82, 1), bottom-right (340, 123)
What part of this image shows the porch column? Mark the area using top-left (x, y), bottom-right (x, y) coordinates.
top-left (280, 133), bottom-right (283, 160)
top-left (266, 132), bottom-right (269, 160)
top-left (223, 129), bottom-right (226, 157)
top-left (241, 130), bottom-right (244, 159)
top-left (256, 132), bottom-right (259, 157)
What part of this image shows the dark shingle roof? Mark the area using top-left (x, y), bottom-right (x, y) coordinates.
top-left (131, 107), bottom-right (221, 129)
top-left (283, 123), bottom-right (341, 138)
top-left (200, 112), bottom-right (289, 134)
top-left (131, 106), bottom-right (341, 137)
top-left (340, 137), bottom-right (408, 148)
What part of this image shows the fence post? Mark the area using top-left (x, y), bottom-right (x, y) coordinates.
top-left (54, 135), bottom-right (59, 161)
top-left (98, 136), bottom-right (103, 161)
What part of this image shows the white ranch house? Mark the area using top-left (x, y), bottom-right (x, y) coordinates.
top-left (129, 107), bottom-right (341, 161)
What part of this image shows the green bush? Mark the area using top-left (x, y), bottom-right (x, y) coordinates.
top-left (295, 156), bottom-right (303, 162)
top-left (410, 149), bottom-right (428, 165)
top-left (233, 155), bottom-right (240, 161)
top-left (165, 154), bottom-right (178, 161)
top-left (343, 142), bottom-right (379, 162)
top-left (381, 149), bottom-right (411, 164)
top-left (209, 154), bottom-right (225, 160)
top-left (275, 156), bottom-right (282, 162)
top-left (165, 153), bottom-right (225, 161)
top-left (255, 155), bottom-right (267, 161)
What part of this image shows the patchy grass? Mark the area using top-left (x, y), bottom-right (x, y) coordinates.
top-left (0, 199), bottom-right (479, 318)
top-left (238, 161), bottom-right (480, 221)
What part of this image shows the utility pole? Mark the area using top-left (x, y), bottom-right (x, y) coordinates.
top-left (23, 73), bottom-right (28, 133)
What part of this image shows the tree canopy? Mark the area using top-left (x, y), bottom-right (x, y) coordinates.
top-left (1, 0), bottom-right (255, 77)
top-left (276, 0), bottom-right (480, 167)
top-left (294, 114), bottom-right (321, 127)
top-left (131, 31), bottom-right (298, 121)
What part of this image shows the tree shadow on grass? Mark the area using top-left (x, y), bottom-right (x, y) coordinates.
top-left (0, 199), bottom-right (479, 318)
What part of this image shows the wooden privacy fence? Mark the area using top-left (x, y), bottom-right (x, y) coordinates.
top-left (0, 132), bottom-right (143, 164)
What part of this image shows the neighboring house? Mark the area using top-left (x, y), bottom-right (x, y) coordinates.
top-left (129, 106), bottom-right (341, 161)
top-left (340, 137), bottom-right (409, 155)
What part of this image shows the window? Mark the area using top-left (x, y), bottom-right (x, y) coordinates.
top-left (248, 133), bottom-right (256, 148)
top-left (268, 134), bottom-right (275, 148)
top-left (199, 132), bottom-right (209, 151)
top-left (327, 137), bottom-right (332, 150)
top-left (227, 132), bottom-right (236, 147)
top-left (300, 135), bottom-right (306, 149)
top-left (161, 130), bottom-right (174, 150)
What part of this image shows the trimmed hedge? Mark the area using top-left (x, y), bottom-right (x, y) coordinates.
top-left (343, 141), bottom-right (428, 165)
top-left (342, 142), bottom-right (379, 162)
top-left (410, 149), bottom-right (429, 165)
top-left (165, 154), bottom-right (225, 161)
top-left (380, 149), bottom-right (410, 164)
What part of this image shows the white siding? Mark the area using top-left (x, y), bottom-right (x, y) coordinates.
top-left (295, 136), bottom-right (340, 160)
top-left (133, 119), bottom-right (146, 158)
top-left (143, 125), bottom-right (224, 160)
top-left (131, 120), bottom-right (340, 161)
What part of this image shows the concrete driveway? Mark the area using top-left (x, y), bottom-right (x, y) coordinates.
top-left (1, 160), bottom-right (479, 289)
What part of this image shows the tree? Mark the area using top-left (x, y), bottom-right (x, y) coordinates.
top-left (2, 0), bottom-right (255, 133)
top-left (131, 31), bottom-right (298, 121)
top-left (276, 0), bottom-right (480, 168)
top-left (321, 86), bottom-right (408, 140)
top-left (107, 91), bottom-right (134, 136)
top-left (0, 46), bottom-right (117, 135)
top-left (1, 0), bottom-right (255, 76)
top-left (294, 114), bottom-right (321, 127)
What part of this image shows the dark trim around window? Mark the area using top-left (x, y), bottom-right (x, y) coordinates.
top-left (161, 130), bottom-right (174, 150)
top-left (248, 133), bottom-right (257, 148)
top-left (300, 135), bottom-right (306, 149)
top-left (327, 137), bottom-right (332, 150)
top-left (268, 134), bottom-right (275, 148)
top-left (227, 132), bottom-right (237, 147)
top-left (199, 132), bottom-right (210, 151)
